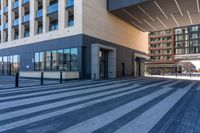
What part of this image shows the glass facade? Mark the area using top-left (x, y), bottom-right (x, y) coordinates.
top-left (0, 55), bottom-right (20, 75)
top-left (34, 48), bottom-right (79, 71)
top-left (174, 25), bottom-right (200, 55)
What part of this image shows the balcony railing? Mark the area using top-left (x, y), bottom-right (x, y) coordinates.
top-left (4, 6), bottom-right (8, 13)
top-left (23, 0), bottom-right (30, 4)
top-left (23, 14), bottom-right (30, 23)
top-left (66, 0), bottom-right (74, 8)
top-left (48, 3), bottom-right (58, 14)
top-left (13, 1), bottom-right (19, 9)
top-left (3, 23), bottom-right (8, 29)
top-left (13, 18), bottom-right (19, 26)
top-left (36, 9), bottom-right (43, 18)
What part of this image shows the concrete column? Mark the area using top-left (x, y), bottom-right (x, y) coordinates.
top-left (91, 46), bottom-right (100, 79)
top-left (43, 0), bottom-right (47, 33)
top-left (58, 0), bottom-right (66, 29)
top-left (30, 0), bottom-right (35, 36)
top-left (19, 0), bottom-right (22, 39)
top-left (8, 0), bottom-right (12, 41)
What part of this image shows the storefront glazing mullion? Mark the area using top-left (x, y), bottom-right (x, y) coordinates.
top-left (34, 47), bottom-right (79, 72)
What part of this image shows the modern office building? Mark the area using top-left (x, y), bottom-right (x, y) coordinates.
top-left (0, 0), bottom-right (149, 79)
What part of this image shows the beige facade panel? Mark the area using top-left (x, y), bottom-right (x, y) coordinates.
top-left (82, 0), bottom-right (148, 53)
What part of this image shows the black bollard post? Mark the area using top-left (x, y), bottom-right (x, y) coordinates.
top-left (41, 72), bottom-right (44, 85)
top-left (15, 72), bottom-right (19, 88)
top-left (60, 71), bottom-right (63, 84)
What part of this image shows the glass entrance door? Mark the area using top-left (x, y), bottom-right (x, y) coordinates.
top-left (99, 49), bottom-right (108, 78)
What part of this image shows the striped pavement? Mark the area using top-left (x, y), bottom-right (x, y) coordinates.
top-left (0, 77), bottom-right (199, 133)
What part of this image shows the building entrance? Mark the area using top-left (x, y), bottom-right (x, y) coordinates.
top-left (99, 50), bottom-right (108, 78)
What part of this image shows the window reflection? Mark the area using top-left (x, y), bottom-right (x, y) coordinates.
top-left (34, 48), bottom-right (79, 71)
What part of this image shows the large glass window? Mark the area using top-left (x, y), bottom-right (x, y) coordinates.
top-left (71, 48), bottom-right (78, 71)
top-left (58, 49), bottom-right (64, 71)
top-left (63, 49), bottom-right (71, 71)
top-left (52, 50), bottom-right (58, 71)
top-left (34, 52), bottom-right (44, 71)
top-left (46, 51), bottom-right (52, 71)
top-left (34, 47), bottom-right (79, 72)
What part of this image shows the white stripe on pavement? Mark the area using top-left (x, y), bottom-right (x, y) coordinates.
top-left (115, 81), bottom-right (196, 133)
top-left (0, 81), bottom-right (165, 132)
top-left (0, 84), bottom-right (140, 121)
top-left (59, 87), bottom-right (175, 133)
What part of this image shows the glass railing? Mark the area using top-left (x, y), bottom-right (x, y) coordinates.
top-left (23, 14), bottom-right (30, 23)
top-left (66, 0), bottom-right (74, 8)
top-left (4, 6), bottom-right (8, 13)
top-left (3, 23), bottom-right (8, 29)
top-left (13, 18), bottom-right (19, 26)
top-left (48, 3), bottom-right (58, 14)
top-left (13, 1), bottom-right (19, 9)
top-left (36, 9), bottom-right (43, 18)
top-left (23, 0), bottom-right (30, 4)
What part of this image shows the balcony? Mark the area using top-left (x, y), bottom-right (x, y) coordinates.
top-left (36, 9), bottom-right (43, 18)
top-left (66, 0), bottom-right (74, 8)
top-left (4, 6), bottom-right (8, 13)
top-left (23, 0), bottom-right (30, 4)
top-left (13, 18), bottom-right (19, 26)
top-left (13, 1), bottom-right (19, 9)
top-left (22, 14), bottom-right (30, 23)
top-left (48, 3), bottom-right (58, 14)
top-left (3, 23), bottom-right (8, 30)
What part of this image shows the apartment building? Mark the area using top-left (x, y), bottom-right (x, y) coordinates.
top-left (0, 0), bottom-right (148, 79)
top-left (146, 29), bottom-right (176, 74)
top-left (174, 25), bottom-right (200, 60)
top-left (147, 24), bottom-right (200, 74)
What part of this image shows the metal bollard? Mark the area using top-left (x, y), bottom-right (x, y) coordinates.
top-left (41, 72), bottom-right (44, 85)
top-left (60, 71), bottom-right (63, 84)
top-left (15, 72), bottom-right (19, 88)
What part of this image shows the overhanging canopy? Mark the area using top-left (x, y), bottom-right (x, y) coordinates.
top-left (108, 0), bottom-right (200, 32)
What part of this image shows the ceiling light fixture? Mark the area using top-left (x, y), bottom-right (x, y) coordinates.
top-left (154, 1), bottom-right (168, 19)
top-left (156, 17), bottom-right (168, 29)
top-left (175, 0), bottom-right (183, 16)
top-left (131, 21), bottom-right (146, 31)
top-left (187, 10), bottom-right (193, 24)
top-left (143, 19), bottom-right (157, 31)
top-left (197, 0), bottom-right (200, 13)
top-left (171, 14), bottom-right (180, 27)
top-left (122, 9), bottom-right (143, 24)
top-left (137, 5), bottom-right (155, 21)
